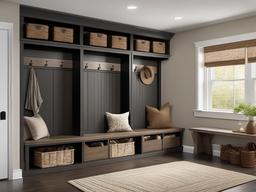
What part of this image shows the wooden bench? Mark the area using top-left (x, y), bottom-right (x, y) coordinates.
top-left (190, 127), bottom-right (256, 156)
top-left (24, 127), bottom-right (184, 175)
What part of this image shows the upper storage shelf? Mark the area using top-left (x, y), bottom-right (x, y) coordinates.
top-left (21, 5), bottom-right (174, 60)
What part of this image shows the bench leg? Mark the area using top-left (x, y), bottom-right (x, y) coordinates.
top-left (192, 132), bottom-right (213, 156)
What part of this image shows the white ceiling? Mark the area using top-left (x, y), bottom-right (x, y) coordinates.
top-left (9, 0), bottom-right (256, 32)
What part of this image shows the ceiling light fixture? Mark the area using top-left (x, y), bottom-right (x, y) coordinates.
top-left (174, 16), bottom-right (183, 21)
top-left (127, 5), bottom-right (137, 10)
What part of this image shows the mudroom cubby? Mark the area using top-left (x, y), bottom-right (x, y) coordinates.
top-left (142, 135), bottom-right (163, 153)
top-left (163, 133), bottom-right (182, 149)
top-left (84, 27), bottom-right (130, 50)
top-left (22, 44), bottom-right (81, 136)
top-left (84, 141), bottom-right (109, 161)
top-left (81, 51), bottom-right (130, 134)
top-left (133, 35), bottom-right (169, 54)
top-left (27, 142), bottom-right (83, 170)
top-left (23, 17), bottom-right (80, 44)
top-left (20, 6), bottom-right (183, 176)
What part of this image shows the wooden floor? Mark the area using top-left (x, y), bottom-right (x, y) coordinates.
top-left (0, 152), bottom-right (255, 192)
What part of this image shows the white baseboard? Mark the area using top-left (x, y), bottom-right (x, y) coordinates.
top-left (9, 169), bottom-right (22, 180)
top-left (183, 145), bottom-right (220, 157)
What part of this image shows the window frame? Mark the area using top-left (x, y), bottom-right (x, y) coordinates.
top-left (194, 32), bottom-right (256, 120)
top-left (206, 65), bottom-right (246, 112)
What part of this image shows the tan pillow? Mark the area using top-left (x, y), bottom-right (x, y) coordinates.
top-left (106, 112), bottom-right (133, 132)
top-left (146, 103), bottom-right (172, 129)
top-left (24, 115), bottom-right (50, 140)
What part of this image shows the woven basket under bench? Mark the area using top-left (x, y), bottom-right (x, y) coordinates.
top-left (34, 146), bottom-right (74, 168)
top-left (110, 140), bottom-right (135, 158)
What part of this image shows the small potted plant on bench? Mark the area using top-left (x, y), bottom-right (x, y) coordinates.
top-left (234, 103), bottom-right (256, 134)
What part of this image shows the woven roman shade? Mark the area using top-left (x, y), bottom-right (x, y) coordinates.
top-left (204, 39), bottom-right (256, 67)
top-left (248, 46), bottom-right (256, 63)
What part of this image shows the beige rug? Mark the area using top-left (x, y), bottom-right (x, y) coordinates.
top-left (69, 161), bottom-right (255, 192)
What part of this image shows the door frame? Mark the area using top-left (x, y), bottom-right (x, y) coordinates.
top-left (0, 21), bottom-right (15, 180)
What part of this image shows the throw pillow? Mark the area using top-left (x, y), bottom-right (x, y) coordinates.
top-left (24, 115), bottom-right (50, 140)
top-left (106, 112), bottom-right (133, 132)
top-left (24, 119), bottom-right (32, 141)
top-left (146, 103), bottom-right (172, 129)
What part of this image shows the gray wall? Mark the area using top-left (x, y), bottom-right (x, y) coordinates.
top-left (0, 1), bottom-right (20, 171)
top-left (162, 15), bottom-right (256, 148)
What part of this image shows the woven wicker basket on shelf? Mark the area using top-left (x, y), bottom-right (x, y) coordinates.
top-left (111, 35), bottom-right (127, 50)
top-left (26, 23), bottom-right (49, 40)
top-left (241, 143), bottom-right (256, 168)
top-left (135, 39), bottom-right (150, 52)
top-left (229, 147), bottom-right (241, 165)
top-left (152, 41), bottom-right (166, 54)
top-left (88, 32), bottom-right (107, 47)
top-left (220, 144), bottom-right (232, 161)
top-left (53, 27), bottom-right (74, 43)
top-left (34, 146), bottom-right (74, 168)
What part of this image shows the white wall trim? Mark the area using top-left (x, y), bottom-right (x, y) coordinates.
top-left (183, 145), bottom-right (220, 157)
top-left (0, 21), bottom-right (21, 180)
top-left (193, 109), bottom-right (248, 121)
top-left (194, 32), bottom-right (256, 48)
top-left (9, 169), bottom-right (22, 180)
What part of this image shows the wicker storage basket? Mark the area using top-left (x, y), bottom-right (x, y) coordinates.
top-left (53, 27), bottom-right (74, 43)
top-left (163, 135), bottom-right (181, 149)
top-left (152, 41), bottom-right (166, 54)
top-left (84, 143), bottom-right (109, 161)
top-left (142, 135), bottom-right (162, 153)
top-left (34, 146), bottom-right (74, 168)
top-left (89, 32), bottom-right (107, 47)
top-left (229, 147), bottom-right (241, 165)
top-left (220, 144), bottom-right (232, 161)
top-left (26, 23), bottom-right (49, 40)
top-left (241, 143), bottom-right (256, 168)
top-left (110, 140), bottom-right (135, 158)
top-left (111, 35), bottom-right (127, 49)
top-left (135, 39), bottom-right (150, 52)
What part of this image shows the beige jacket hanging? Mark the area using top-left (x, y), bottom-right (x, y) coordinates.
top-left (25, 68), bottom-right (43, 115)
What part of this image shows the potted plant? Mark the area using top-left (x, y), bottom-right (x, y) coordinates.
top-left (234, 103), bottom-right (256, 134)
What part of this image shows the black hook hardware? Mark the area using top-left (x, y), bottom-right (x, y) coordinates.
top-left (85, 63), bottom-right (88, 69)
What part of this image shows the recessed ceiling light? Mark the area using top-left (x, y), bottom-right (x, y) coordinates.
top-left (174, 16), bottom-right (183, 21)
top-left (127, 5), bottom-right (137, 10)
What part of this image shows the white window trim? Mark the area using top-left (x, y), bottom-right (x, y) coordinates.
top-left (194, 32), bottom-right (256, 120)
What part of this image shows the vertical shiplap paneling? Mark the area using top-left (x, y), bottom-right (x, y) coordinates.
top-left (34, 68), bottom-right (54, 134)
top-left (82, 70), bottom-right (121, 133)
top-left (53, 69), bottom-right (73, 135)
top-left (81, 69), bottom-right (88, 134)
top-left (131, 61), bottom-right (158, 129)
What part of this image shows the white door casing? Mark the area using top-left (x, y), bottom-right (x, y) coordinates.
top-left (0, 27), bottom-right (8, 180)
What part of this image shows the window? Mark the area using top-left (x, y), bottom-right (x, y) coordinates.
top-left (209, 65), bottom-right (245, 111)
top-left (195, 34), bottom-right (256, 119)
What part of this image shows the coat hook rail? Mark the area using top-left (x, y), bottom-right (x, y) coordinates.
top-left (83, 61), bottom-right (121, 72)
top-left (24, 57), bottom-right (73, 69)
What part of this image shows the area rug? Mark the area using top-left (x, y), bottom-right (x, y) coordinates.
top-left (69, 161), bottom-right (256, 192)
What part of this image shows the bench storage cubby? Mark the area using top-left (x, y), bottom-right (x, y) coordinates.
top-left (163, 135), bottom-right (181, 149)
top-left (33, 146), bottom-right (74, 168)
top-left (110, 139), bottom-right (135, 158)
top-left (142, 135), bottom-right (162, 153)
top-left (84, 142), bottom-right (109, 161)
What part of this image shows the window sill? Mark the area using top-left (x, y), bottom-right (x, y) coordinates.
top-left (193, 109), bottom-right (248, 121)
